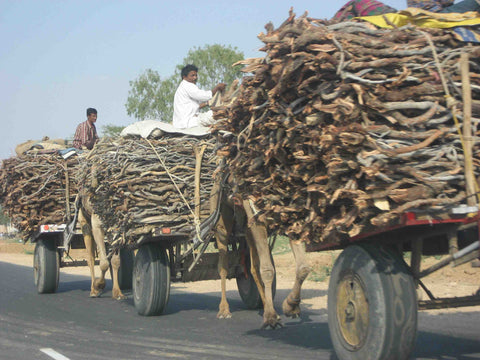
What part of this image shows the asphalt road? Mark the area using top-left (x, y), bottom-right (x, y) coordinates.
top-left (1, 261), bottom-right (479, 360)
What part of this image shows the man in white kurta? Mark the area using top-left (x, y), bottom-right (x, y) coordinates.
top-left (173, 64), bottom-right (226, 129)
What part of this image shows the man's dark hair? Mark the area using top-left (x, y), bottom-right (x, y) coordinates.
top-left (181, 64), bottom-right (198, 79)
top-left (86, 108), bottom-right (97, 116)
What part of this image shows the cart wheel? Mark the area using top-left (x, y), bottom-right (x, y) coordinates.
top-left (33, 238), bottom-right (59, 294)
top-left (112, 248), bottom-right (134, 290)
top-left (133, 243), bottom-right (170, 316)
top-left (236, 251), bottom-right (276, 309)
top-left (328, 244), bottom-right (417, 360)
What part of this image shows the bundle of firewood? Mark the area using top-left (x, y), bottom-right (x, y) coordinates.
top-left (0, 151), bottom-right (81, 240)
top-left (79, 135), bottom-right (218, 247)
top-left (212, 10), bottom-right (480, 244)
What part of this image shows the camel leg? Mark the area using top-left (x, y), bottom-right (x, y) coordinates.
top-left (215, 212), bottom-right (233, 319)
top-left (210, 176), bottom-right (234, 319)
top-left (245, 230), bottom-right (267, 305)
top-left (243, 200), bottom-right (281, 329)
top-left (282, 240), bottom-right (311, 318)
top-left (90, 212), bottom-right (110, 297)
top-left (235, 208), bottom-right (267, 305)
top-left (110, 251), bottom-right (126, 300)
top-left (79, 209), bottom-right (100, 297)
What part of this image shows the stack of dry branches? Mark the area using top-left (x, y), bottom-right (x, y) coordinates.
top-left (212, 10), bottom-right (480, 244)
top-left (0, 152), bottom-right (81, 240)
top-left (79, 135), bottom-right (218, 247)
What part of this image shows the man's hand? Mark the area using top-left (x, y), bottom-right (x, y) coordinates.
top-left (212, 83), bottom-right (227, 95)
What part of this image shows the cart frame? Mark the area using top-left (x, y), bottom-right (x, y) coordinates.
top-left (306, 206), bottom-right (480, 360)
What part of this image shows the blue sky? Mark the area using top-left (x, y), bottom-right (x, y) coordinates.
top-left (0, 0), bottom-right (405, 160)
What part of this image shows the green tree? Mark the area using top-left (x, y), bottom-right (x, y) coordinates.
top-left (125, 69), bottom-right (177, 122)
top-left (125, 44), bottom-right (244, 123)
top-left (175, 44), bottom-right (244, 90)
top-left (102, 124), bottom-right (125, 137)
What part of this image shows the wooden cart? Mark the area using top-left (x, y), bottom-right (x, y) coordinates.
top-left (31, 222), bottom-right (134, 294)
top-left (30, 192), bottom-right (273, 315)
top-left (129, 189), bottom-right (276, 316)
top-left (306, 205), bottom-right (480, 360)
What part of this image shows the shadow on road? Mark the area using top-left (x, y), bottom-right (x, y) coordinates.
top-left (415, 312), bottom-right (480, 359)
top-left (5, 262), bottom-right (479, 360)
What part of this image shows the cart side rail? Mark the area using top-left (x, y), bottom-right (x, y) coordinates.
top-left (306, 208), bottom-right (480, 253)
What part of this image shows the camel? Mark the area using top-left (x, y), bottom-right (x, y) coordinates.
top-left (77, 193), bottom-right (125, 300)
top-left (209, 181), bottom-right (267, 320)
top-left (211, 174), bottom-right (311, 328)
top-left (241, 198), bottom-right (312, 329)
top-left (74, 156), bottom-right (307, 327)
top-left (208, 84), bottom-right (312, 327)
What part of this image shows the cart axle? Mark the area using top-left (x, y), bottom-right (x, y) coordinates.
top-left (419, 294), bottom-right (480, 310)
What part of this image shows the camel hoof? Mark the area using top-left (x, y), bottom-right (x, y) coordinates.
top-left (216, 311), bottom-right (232, 319)
top-left (282, 297), bottom-right (301, 318)
top-left (94, 279), bottom-right (106, 290)
top-left (112, 294), bottom-right (127, 300)
top-left (90, 290), bottom-right (102, 298)
top-left (283, 305), bottom-right (301, 319)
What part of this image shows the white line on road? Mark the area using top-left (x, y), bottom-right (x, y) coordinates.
top-left (40, 348), bottom-right (71, 360)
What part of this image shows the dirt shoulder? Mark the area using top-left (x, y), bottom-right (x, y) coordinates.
top-left (1, 239), bottom-right (479, 313)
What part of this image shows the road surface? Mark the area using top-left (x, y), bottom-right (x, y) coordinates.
top-left (0, 261), bottom-right (479, 360)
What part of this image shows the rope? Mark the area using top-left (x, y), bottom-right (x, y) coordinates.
top-left (145, 138), bottom-right (203, 243)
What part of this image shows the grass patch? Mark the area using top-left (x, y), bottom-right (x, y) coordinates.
top-left (309, 251), bottom-right (337, 282)
top-left (2, 236), bottom-right (23, 244)
top-left (271, 235), bottom-right (291, 255)
top-left (308, 265), bottom-right (331, 282)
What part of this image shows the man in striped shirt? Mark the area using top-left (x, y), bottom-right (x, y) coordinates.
top-left (73, 108), bottom-right (99, 150)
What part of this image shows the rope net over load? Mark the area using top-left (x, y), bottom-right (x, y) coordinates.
top-left (78, 133), bottom-right (218, 248)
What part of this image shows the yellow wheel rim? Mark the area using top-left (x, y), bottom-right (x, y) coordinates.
top-left (336, 272), bottom-right (369, 348)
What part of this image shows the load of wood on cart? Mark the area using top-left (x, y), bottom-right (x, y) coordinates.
top-left (0, 131), bottom-right (218, 249)
top-left (76, 133), bottom-right (218, 248)
top-left (0, 139), bottom-right (82, 241)
top-left (2, 11), bottom-right (480, 250)
top-left (212, 10), bottom-right (480, 244)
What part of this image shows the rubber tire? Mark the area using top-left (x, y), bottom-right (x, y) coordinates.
top-left (133, 243), bottom-right (170, 316)
top-left (117, 248), bottom-right (134, 290)
top-left (236, 251), bottom-right (276, 309)
top-left (328, 244), bottom-right (417, 360)
top-left (34, 238), bottom-right (59, 294)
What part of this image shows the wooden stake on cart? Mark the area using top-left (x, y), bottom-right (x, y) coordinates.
top-left (460, 52), bottom-right (478, 206)
top-left (194, 144), bottom-right (207, 220)
top-left (64, 162), bottom-right (71, 222)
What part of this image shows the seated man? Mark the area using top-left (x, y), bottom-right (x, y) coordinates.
top-left (73, 107), bottom-right (99, 150)
top-left (173, 64), bottom-right (226, 129)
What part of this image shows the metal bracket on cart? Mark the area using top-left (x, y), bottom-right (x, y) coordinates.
top-left (62, 195), bottom-right (80, 252)
top-left (416, 240), bottom-right (480, 310)
top-left (187, 172), bottom-right (228, 271)
top-left (410, 205), bottom-right (480, 310)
